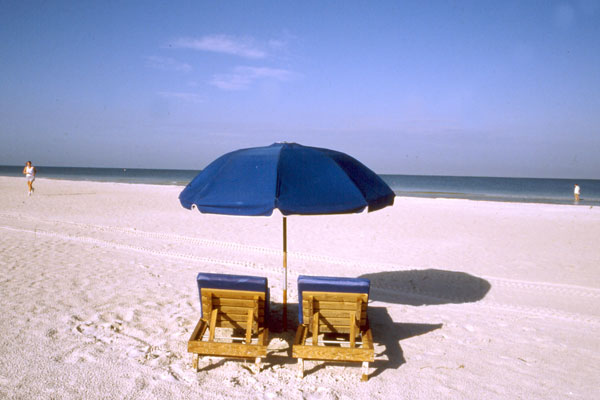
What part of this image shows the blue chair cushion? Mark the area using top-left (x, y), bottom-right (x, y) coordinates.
top-left (297, 275), bottom-right (370, 323)
top-left (196, 272), bottom-right (269, 323)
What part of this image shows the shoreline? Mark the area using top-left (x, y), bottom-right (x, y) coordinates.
top-left (397, 191), bottom-right (594, 207)
top-left (2, 175), bottom-right (596, 207)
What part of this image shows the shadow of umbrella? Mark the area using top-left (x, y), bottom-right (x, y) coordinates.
top-left (354, 269), bottom-right (490, 378)
top-left (360, 269), bottom-right (491, 306)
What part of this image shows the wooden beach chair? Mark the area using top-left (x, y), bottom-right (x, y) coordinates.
top-left (188, 273), bottom-right (270, 372)
top-left (292, 275), bottom-right (375, 381)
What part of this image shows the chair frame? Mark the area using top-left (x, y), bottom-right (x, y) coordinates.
top-left (188, 287), bottom-right (269, 372)
top-left (292, 290), bottom-right (374, 381)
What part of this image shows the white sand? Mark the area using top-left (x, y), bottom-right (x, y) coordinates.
top-left (1, 176), bottom-right (599, 399)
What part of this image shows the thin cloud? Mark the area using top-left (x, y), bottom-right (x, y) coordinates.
top-left (146, 56), bottom-right (192, 72)
top-left (158, 91), bottom-right (203, 102)
top-left (209, 66), bottom-right (293, 90)
top-left (268, 39), bottom-right (286, 50)
top-left (210, 74), bottom-right (252, 91)
top-left (242, 66), bottom-right (292, 79)
top-left (172, 35), bottom-right (266, 59)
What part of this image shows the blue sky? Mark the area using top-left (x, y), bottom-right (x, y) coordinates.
top-left (1, 1), bottom-right (599, 178)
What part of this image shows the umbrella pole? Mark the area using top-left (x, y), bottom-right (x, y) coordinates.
top-left (283, 216), bottom-right (288, 330)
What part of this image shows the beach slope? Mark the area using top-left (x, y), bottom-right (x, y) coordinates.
top-left (1, 177), bottom-right (599, 399)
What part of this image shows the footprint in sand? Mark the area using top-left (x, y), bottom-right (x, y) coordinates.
top-left (63, 348), bottom-right (98, 364)
top-left (118, 308), bottom-right (136, 322)
top-left (45, 328), bottom-right (58, 339)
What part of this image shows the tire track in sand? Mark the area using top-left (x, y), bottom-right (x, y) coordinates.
top-left (0, 225), bottom-right (277, 275)
top-left (6, 214), bottom-right (600, 297)
top-left (3, 222), bottom-right (599, 325)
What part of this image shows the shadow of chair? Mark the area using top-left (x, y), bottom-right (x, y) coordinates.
top-left (296, 306), bottom-right (443, 379)
top-left (367, 306), bottom-right (442, 379)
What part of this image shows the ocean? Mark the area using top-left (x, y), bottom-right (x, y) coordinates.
top-left (1, 165), bottom-right (598, 206)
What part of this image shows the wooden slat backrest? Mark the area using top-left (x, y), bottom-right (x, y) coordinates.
top-left (301, 291), bottom-right (368, 333)
top-left (201, 288), bottom-right (266, 331)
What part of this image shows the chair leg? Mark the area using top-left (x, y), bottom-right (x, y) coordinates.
top-left (361, 361), bottom-right (369, 382)
top-left (297, 358), bottom-right (304, 378)
top-left (253, 357), bottom-right (262, 374)
top-left (192, 354), bottom-right (199, 372)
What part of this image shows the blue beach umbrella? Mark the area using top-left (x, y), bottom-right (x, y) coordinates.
top-left (179, 142), bottom-right (395, 326)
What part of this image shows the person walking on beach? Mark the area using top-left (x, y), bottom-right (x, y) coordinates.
top-left (574, 184), bottom-right (580, 202)
top-left (23, 161), bottom-right (37, 196)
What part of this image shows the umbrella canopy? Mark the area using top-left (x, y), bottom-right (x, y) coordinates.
top-left (179, 142), bottom-right (395, 328)
top-left (179, 142), bottom-right (395, 216)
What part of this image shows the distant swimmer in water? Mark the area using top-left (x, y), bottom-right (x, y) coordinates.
top-left (23, 161), bottom-right (37, 196)
top-left (574, 184), bottom-right (580, 202)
